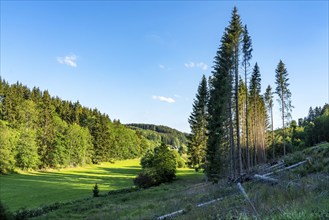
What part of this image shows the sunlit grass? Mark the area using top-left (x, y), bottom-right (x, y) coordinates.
top-left (0, 159), bottom-right (203, 212)
top-left (0, 159), bottom-right (141, 211)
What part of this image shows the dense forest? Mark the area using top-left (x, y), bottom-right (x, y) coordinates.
top-left (0, 78), bottom-right (185, 174)
top-left (187, 7), bottom-right (329, 180)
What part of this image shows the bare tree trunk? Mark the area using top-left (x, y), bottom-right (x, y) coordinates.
top-left (229, 101), bottom-right (235, 179)
top-left (282, 91), bottom-right (286, 156)
top-left (235, 49), bottom-right (242, 176)
top-left (229, 69), bottom-right (235, 179)
top-left (244, 62), bottom-right (250, 172)
top-left (253, 101), bottom-right (257, 166)
top-left (271, 107), bottom-right (274, 159)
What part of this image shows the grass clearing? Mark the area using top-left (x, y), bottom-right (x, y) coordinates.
top-left (0, 159), bottom-right (142, 211)
top-left (2, 144), bottom-right (328, 219)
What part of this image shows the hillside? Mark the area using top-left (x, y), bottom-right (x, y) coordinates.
top-left (126, 123), bottom-right (188, 152)
top-left (3, 143), bottom-right (326, 219)
top-left (0, 79), bottom-right (186, 174)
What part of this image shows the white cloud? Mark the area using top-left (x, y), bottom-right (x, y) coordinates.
top-left (196, 62), bottom-right (208, 70)
top-left (152, 95), bottom-right (175, 103)
top-left (159, 64), bottom-right (165, 69)
top-left (184, 61), bottom-right (208, 70)
top-left (184, 61), bottom-right (195, 68)
top-left (57, 54), bottom-right (77, 67)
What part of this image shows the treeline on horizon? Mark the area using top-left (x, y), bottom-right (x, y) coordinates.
top-left (0, 78), bottom-right (186, 174)
top-left (126, 123), bottom-right (187, 153)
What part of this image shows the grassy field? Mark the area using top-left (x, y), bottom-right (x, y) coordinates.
top-left (2, 144), bottom-right (328, 219)
top-left (31, 143), bottom-right (328, 220)
top-left (0, 159), bottom-right (143, 211)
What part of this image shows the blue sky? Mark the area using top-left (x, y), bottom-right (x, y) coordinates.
top-left (1, 1), bottom-right (328, 132)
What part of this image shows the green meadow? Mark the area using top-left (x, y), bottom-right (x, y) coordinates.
top-left (0, 159), bottom-right (143, 211)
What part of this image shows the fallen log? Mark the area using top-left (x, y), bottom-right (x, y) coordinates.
top-left (157, 209), bottom-right (184, 220)
top-left (263, 159), bottom-right (309, 177)
top-left (253, 174), bottom-right (279, 184)
top-left (196, 197), bottom-right (225, 207)
top-left (262, 161), bottom-right (285, 172)
top-left (237, 182), bottom-right (259, 216)
top-left (156, 194), bottom-right (235, 220)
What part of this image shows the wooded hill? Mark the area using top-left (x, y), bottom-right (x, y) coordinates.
top-left (126, 123), bottom-right (188, 153)
top-left (0, 78), bottom-right (185, 174)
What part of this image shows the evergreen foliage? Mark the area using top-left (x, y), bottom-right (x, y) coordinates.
top-left (228, 6), bottom-right (244, 176)
top-left (202, 7), bottom-right (270, 180)
top-left (242, 24), bottom-right (253, 171)
top-left (275, 60), bottom-right (293, 155)
top-left (187, 75), bottom-right (209, 171)
top-left (206, 29), bottom-right (232, 179)
top-left (93, 183), bottom-right (99, 197)
top-left (264, 85), bottom-right (275, 159)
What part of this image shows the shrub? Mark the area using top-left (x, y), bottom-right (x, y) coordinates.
top-left (134, 143), bottom-right (177, 188)
top-left (140, 150), bottom-right (154, 169)
top-left (0, 201), bottom-right (14, 220)
top-left (133, 169), bottom-right (159, 188)
top-left (93, 183), bottom-right (99, 197)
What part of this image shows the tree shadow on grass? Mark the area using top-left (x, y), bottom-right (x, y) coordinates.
top-left (0, 166), bottom-right (142, 211)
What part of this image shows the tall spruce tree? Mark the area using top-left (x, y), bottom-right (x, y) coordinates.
top-left (264, 85), bottom-right (274, 159)
top-left (206, 30), bottom-right (233, 179)
top-left (187, 75), bottom-right (209, 171)
top-left (242, 24), bottom-right (252, 171)
top-left (249, 63), bottom-right (261, 166)
top-left (275, 60), bottom-right (292, 156)
top-left (227, 6), bottom-right (243, 176)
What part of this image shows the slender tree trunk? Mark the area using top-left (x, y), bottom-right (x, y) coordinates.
top-left (282, 91), bottom-right (286, 156)
top-left (235, 49), bottom-right (242, 176)
top-left (229, 99), bottom-right (235, 179)
top-left (271, 107), bottom-right (274, 159)
top-left (253, 98), bottom-right (258, 166)
top-left (244, 62), bottom-right (250, 172)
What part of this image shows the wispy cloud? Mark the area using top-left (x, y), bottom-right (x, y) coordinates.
top-left (184, 61), bottom-right (208, 70)
top-left (159, 64), bottom-right (165, 69)
top-left (57, 54), bottom-right (77, 67)
top-left (152, 95), bottom-right (175, 103)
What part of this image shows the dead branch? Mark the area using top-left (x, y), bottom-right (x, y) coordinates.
top-left (237, 182), bottom-right (259, 216)
top-left (253, 174), bottom-right (279, 184)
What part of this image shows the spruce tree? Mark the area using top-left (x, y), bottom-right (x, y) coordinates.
top-left (242, 25), bottom-right (253, 171)
top-left (187, 75), bottom-right (209, 171)
top-left (264, 85), bottom-right (274, 159)
top-left (249, 63), bottom-right (261, 165)
top-left (227, 6), bottom-right (243, 176)
top-left (206, 30), bottom-right (232, 179)
top-left (275, 60), bottom-right (292, 156)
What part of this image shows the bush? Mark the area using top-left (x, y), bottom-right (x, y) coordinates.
top-left (134, 143), bottom-right (177, 188)
top-left (93, 183), bottom-right (99, 197)
top-left (0, 201), bottom-right (14, 220)
top-left (133, 169), bottom-right (159, 188)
